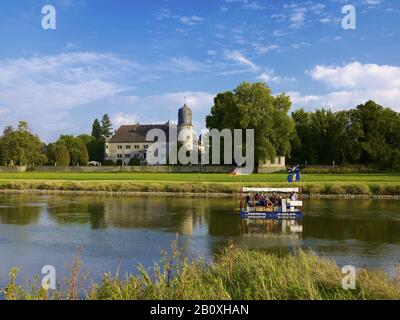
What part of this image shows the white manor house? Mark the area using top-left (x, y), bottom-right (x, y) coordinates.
top-left (105, 104), bottom-right (196, 165)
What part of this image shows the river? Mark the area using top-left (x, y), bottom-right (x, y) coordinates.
top-left (0, 193), bottom-right (400, 288)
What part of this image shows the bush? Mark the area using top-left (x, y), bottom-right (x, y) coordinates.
top-left (102, 159), bottom-right (114, 166)
top-left (115, 159), bottom-right (123, 166)
top-left (128, 157), bottom-right (141, 166)
top-left (301, 165), bottom-right (384, 174)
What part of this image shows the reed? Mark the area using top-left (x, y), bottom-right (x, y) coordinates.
top-left (3, 244), bottom-right (400, 300)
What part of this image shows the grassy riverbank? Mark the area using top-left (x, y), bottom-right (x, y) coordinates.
top-left (0, 172), bottom-right (400, 196)
top-left (3, 246), bottom-right (400, 300)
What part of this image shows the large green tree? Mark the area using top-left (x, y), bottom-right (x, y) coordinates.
top-left (57, 135), bottom-right (89, 166)
top-left (0, 121), bottom-right (47, 165)
top-left (206, 82), bottom-right (295, 165)
top-left (54, 144), bottom-right (70, 166)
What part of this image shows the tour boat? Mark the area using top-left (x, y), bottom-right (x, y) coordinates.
top-left (240, 187), bottom-right (304, 219)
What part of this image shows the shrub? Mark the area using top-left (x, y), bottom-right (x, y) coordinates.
top-left (128, 157), bottom-right (141, 166)
top-left (102, 160), bottom-right (114, 166)
top-left (115, 159), bottom-right (123, 166)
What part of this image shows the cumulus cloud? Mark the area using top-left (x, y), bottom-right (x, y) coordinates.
top-left (308, 62), bottom-right (400, 89)
top-left (289, 62), bottom-right (400, 111)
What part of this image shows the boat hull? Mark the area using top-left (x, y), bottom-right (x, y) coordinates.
top-left (240, 211), bottom-right (304, 219)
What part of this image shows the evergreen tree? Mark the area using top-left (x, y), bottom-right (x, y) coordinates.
top-left (91, 119), bottom-right (102, 139)
top-left (101, 114), bottom-right (113, 138)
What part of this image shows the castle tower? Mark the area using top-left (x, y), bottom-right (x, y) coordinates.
top-left (178, 103), bottom-right (194, 150)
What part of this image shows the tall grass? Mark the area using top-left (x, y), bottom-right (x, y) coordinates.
top-left (3, 244), bottom-right (400, 300)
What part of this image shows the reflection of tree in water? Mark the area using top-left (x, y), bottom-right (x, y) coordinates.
top-left (36, 195), bottom-right (220, 234)
top-left (205, 199), bottom-right (240, 236)
top-left (46, 195), bottom-right (106, 229)
top-left (0, 194), bottom-right (41, 225)
top-left (303, 199), bottom-right (400, 252)
top-left (102, 196), bottom-right (210, 235)
top-left (0, 202), bottom-right (41, 225)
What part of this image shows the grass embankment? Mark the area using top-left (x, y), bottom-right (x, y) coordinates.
top-left (0, 172), bottom-right (400, 196)
top-left (3, 246), bottom-right (400, 300)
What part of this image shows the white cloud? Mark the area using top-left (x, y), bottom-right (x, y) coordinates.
top-left (244, 1), bottom-right (265, 10)
top-left (253, 44), bottom-right (279, 55)
top-left (308, 62), bottom-right (400, 89)
top-left (0, 52), bottom-right (140, 140)
top-left (111, 113), bottom-right (140, 127)
top-left (288, 89), bottom-right (400, 112)
top-left (258, 70), bottom-right (296, 83)
top-left (179, 15), bottom-right (204, 26)
top-left (289, 62), bottom-right (400, 111)
top-left (224, 50), bottom-right (258, 70)
top-left (283, 3), bottom-right (307, 29)
top-left (362, 0), bottom-right (383, 8)
top-left (160, 57), bottom-right (208, 73)
top-left (156, 9), bottom-right (205, 27)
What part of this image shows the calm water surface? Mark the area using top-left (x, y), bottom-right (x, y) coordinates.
top-left (1, 193), bottom-right (400, 287)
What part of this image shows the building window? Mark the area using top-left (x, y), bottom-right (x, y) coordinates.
top-left (144, 145), bottom-right (149, 149)
top-left (125, 154), bottom-right (131, 158)
top-left (106, 145), bottom-right (109, 149)
top-left (126, 145), bottom-right (131, 149)
top-left (135, 145), bottom-right (139, 149)
top-left (117, 154), bottom-right (123, 159)
top-left (118, 145), bottom-right (123, 149)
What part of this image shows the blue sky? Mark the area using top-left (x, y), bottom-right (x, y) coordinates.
top-left (0, 0), bottom-right (399, 141)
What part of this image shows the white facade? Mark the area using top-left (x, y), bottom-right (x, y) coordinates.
top-left (105, 142), bottom-right (150, 164)
top-left (105, 104), bottom-right (195, 165)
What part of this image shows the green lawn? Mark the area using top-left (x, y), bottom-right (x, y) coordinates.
top-left (0, 172), bottom-right (399, 184)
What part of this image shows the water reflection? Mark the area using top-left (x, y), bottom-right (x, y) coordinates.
top-left (0, 194), bottom-right (41, 225)
top-left (0, 194), bottom-right (400, 281)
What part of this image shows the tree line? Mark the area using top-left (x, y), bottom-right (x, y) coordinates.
top-left (0, 114), bottom-right (113, 166)
top-left (291, 100), bottom-right (400, 169)
top-left (205, 82), bottom-right (400, 171)
top-left (1, 82), bottom-right (399, 170)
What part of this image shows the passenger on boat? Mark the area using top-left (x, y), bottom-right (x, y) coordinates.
top-left (254, 193), bottom-right (261, 205)
top-left (290, 192), bottom-right (298, 201)
top-left (259, 195), bottom-right (266, 207)
top-left (271, 193), bottom-right (279, 206)
top-left (246, 194), bottom-right (251, 206)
